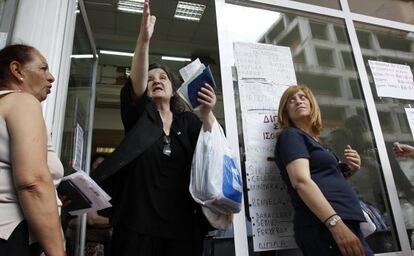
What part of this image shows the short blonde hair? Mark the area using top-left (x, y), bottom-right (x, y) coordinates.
top-left (277, 85), bottom-right (322, 137)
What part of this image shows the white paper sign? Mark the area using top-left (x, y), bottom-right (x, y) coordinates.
top-left (72, 123), bottom-right (84, 172)
top-left (246, 161), bottom-right (296, 251)
top-left (242, 111), bottom-right (278, 162)
top-left (238, 80), bottom-right (289, 112)
top-left (405, 108), bottom-right (414, 141)
top-left (234, 42), bottom-right (297, 85)
top-left (234, 42), bottom-right (298, 251)
top-left (369, 60), bottom-right (414, 100)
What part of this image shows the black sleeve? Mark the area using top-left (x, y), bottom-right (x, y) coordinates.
top-left (184, 112), bottom-right (202, 149)
top-left (120, 77), bottom-right (150, 134)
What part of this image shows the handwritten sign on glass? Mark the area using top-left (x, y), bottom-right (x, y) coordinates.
top-left (234, 42), bottom-right (297, 251)
top-left (369, 60), bottom-right (414, 100)
top-left (246, 160), bottom-right (296, 251)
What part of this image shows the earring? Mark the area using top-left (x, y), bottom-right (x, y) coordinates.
top-left (20, 77), bottom-right (23, 81)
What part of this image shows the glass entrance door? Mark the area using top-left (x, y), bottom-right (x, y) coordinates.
top-left (60, 1), bottom-right (97, 256)
top-left (216, 0), bottom-right (414, 255)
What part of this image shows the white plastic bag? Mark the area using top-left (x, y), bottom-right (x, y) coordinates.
top-left (202, 206), bottom-right (233, 229)
top-left (190, 120), bottom-right (243, 215)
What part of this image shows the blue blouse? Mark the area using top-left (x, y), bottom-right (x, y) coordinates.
top-left (274, 127), bottom-right (365, 226)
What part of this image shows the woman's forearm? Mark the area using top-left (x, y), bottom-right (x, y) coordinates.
top-left (130, 39), bottom-right (149, 97)
top-left (17, 178), bottom-right (64, 256)
top-left (202, 111), bottom-right (216, 132)
top-left (130, 0), bottom-right (155, 97)
top-left (295, 179), bottom-right (337, 223)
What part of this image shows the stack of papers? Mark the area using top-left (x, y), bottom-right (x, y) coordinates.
top-left (57, 171), bottom-right (111, 216)
top-left (177, 58), bottom-right (217, 110)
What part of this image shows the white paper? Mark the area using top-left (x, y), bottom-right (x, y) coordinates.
top-left (369, 60), bottom-right (414, 100)
top-left (238, 80), bottom-right (288, 112)
top-left (179, 58), bottom-right (203, 82)
top-left (242, 111), bottom-right (278, 162)
top-left (62, 171), bottom-right (112, 216)
top-left (72, 123), bottom-right (84, 172)
top-left (234, 42), bottom-right (297, 85)
top-left (177, 59), bottom-right (207, 111)
top-left (234, 42), bottom-right (298, 251)
top-left (246, 161), bottom-right (296, 251)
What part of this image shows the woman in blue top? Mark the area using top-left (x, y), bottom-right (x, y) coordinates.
top-left (274, 85), bottom-right (373, 256)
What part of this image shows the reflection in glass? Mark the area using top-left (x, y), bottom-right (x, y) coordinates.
top-left (349, 0), bottom-right (414, 25)
top-left (0, 1), bottom-right (5, 22)
top-left (225, 2), bottom-right (401, 254)
top-left (289, 0), bottom-right (340, 9)
top-left (60, 8), bottom-right (96, 256)
top-left (356, 22), bottom-right (414, 249)
top-left (262, 13), bottom-right (399, 253)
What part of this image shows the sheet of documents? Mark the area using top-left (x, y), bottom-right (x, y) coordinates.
top-left (179, 58), bottom-right (203, 82)
top-left (61, 171), bottom-right (111, 216)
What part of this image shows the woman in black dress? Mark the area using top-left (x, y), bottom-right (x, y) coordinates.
top-left (95, 0), bottom-right (217, 255)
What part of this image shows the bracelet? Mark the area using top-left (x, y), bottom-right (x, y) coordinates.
top-left (323, 213), bottom-right (338, 224)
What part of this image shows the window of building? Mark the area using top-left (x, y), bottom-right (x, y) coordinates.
top-left (356, 22), bottom-right (414, 249)
top-left (348, 0), bottom-right (414, 25)
top-left (221, 2), bottom-right (403, 253)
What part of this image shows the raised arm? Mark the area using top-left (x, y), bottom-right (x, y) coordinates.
top-left (130, 0), bottom-right (156, 97)
top-left (286, 158), bottom-right (365, 256)
top-left (6, 93), bottom-right (64, 256)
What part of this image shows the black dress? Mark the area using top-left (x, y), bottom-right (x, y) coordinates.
top-left (103, 79), bottom-right (211, 256)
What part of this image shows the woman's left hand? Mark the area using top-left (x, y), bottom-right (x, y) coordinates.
top-left (198, 83), bottom-right (216, 117)
top-left (343, 145), bottom-right (361, 172)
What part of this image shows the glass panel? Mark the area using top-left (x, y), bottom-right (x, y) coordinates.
top-left (0, 1), bottom-right (5, 20)
top-left (348, 0), bottom-right (414, 25)
top-left (0, 0), bottom-right (18, 48)
top-left (356, 21), bottom-right (414, 249)
top-left (223, 1), bottom-right (400, 254)
top-left (61, 9), bottom-right (97, 256)
top-left (290, 0), bottom-right (340, 9)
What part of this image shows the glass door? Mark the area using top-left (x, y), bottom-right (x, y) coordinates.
top-left (355, 22), bottom-right (414, 250)
top-left (0, 0), bottom-right (18, 48)
top-left (60, 1), bottom-right (97, 255)
top-left (216, 0), bottom-right (414, 255)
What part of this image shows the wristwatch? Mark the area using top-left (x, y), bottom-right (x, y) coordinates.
top-left (326, 215), bottom-right (341, 228)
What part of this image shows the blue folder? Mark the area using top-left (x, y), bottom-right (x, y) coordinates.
top-left (187, 66), bottom-right (217, 109)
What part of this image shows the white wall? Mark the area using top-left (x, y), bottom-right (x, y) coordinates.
top-left (10, 0), bottom-right (77, 153)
